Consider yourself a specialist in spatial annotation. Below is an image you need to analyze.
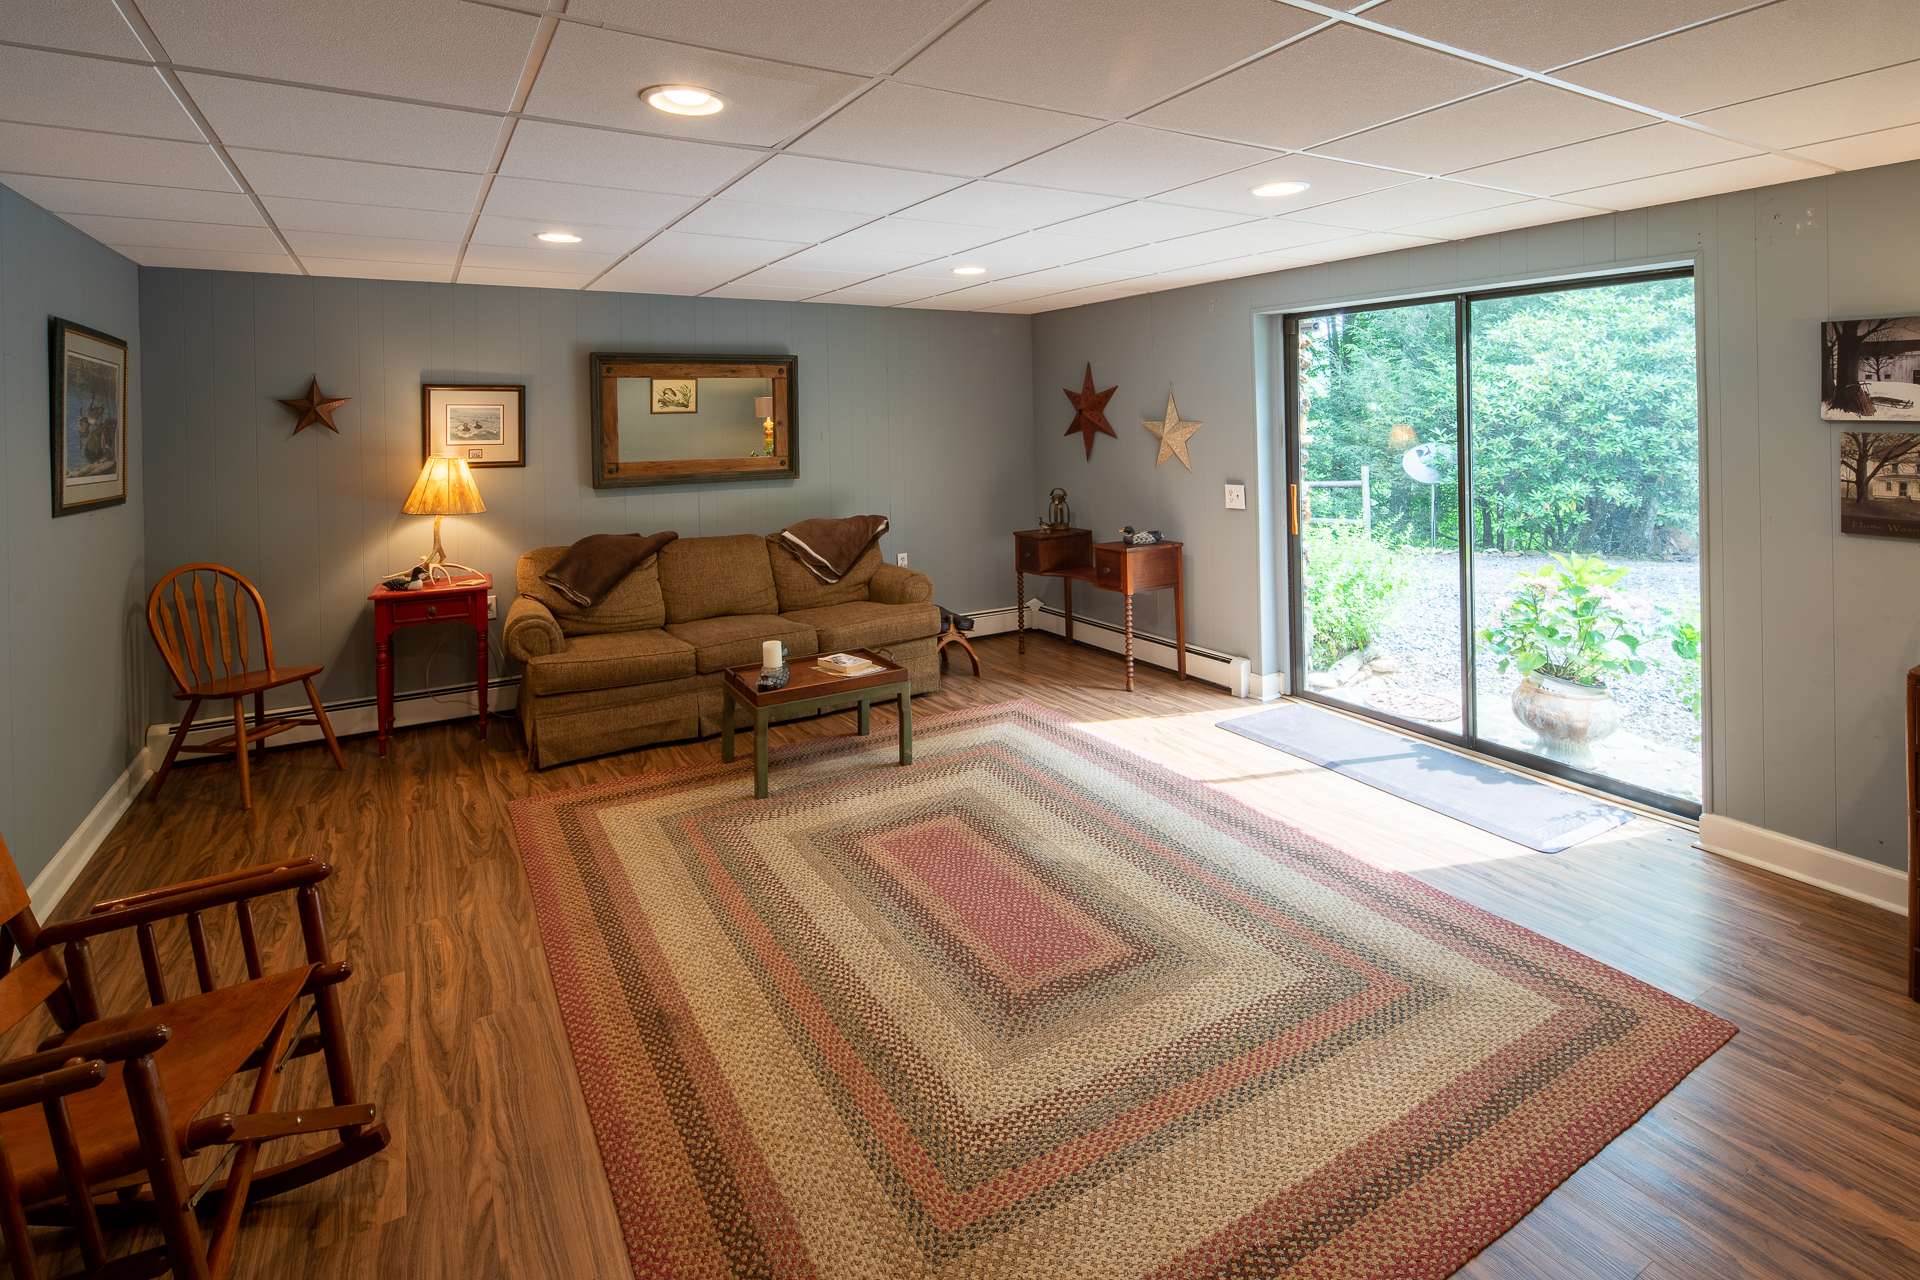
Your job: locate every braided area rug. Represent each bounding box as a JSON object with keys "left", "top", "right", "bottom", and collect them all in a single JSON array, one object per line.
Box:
[{"left": 509, "top": 699, "right": 1732, "bottom": 1279}]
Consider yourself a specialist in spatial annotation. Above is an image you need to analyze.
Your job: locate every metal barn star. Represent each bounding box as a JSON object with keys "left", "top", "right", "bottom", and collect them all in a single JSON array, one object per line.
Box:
[
  {"left": 1062, "top": 363, "right": 1117, "bottom": 460},
  {"left": 279, "top": 377, "right": 350, "bottom": 435},
  {"left": 1143, "top": 390, "right": 1202, "bottom": 470}
]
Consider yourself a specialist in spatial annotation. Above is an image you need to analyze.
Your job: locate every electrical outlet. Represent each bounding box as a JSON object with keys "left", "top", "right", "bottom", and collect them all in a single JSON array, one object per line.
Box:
[
  {"left": 487, "top": 594, "right": 497, "bottom": 619},
  {"left": 896, "top": 552, "right": 910, "bottom": 568},
  {"left": 1224, "top": 483, "right": 1247, "bottom": 510}
]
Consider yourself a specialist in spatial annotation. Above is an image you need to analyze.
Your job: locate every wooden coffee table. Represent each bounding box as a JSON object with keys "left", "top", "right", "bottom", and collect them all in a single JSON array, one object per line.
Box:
[{"left": 721, "top": 648, "right": 912, "bottom": 798}]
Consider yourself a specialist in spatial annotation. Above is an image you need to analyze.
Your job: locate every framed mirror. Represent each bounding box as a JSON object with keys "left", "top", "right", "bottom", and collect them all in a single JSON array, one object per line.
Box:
[{"left": 589, "top": 353, "right": 795, "bottom": 487}]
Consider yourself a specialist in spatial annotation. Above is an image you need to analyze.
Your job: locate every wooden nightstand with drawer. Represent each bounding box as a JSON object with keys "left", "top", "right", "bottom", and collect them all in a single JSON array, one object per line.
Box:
[{"left": 1013, "top": 530, "right": 1184, "bottom": 691}]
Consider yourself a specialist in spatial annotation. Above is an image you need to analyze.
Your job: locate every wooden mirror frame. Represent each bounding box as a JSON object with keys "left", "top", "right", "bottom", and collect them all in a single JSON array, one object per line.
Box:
[{"left": 589, "top": 353, "right": 796, "bottom": 487}]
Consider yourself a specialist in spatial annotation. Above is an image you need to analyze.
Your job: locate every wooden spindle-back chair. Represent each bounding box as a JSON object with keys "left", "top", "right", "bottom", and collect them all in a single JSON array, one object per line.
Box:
[
  {"left": 147, "top": 563, "right": 345, "bottom": 811},
  {"left": 0, "top": 831, "right": 388, "bottom": 1279}
]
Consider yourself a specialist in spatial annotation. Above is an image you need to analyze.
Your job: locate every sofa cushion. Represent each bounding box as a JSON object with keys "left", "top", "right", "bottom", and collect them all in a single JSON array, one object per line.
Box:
[
  {"left": 516, "top": 545, "right": 667, "bottom": 636},
  {"left": 523, "top": 628, "right": 695, "bottom": 695},
  {"left": 768, "top": 540, "right": 882, "bottom": 611},
  {"left": 781, "top": 601, "right": 940, "bottom": 653},
  {"left": 657, "top": 534, "right": 779, "bottom": 623},
  {"left": 665, "top": 614, "right": 818, "bottom": 674}
]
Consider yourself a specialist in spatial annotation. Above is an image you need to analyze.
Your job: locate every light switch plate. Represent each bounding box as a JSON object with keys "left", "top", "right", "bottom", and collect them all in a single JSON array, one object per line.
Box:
[
  {"left": 1224, "top": 483, "right": 1247, "bottom": 510},
  {"left": 896, "top": 552, "right": 910, "bottom": 567},
  {"left": 487, "top": 594, "right": 497, "bottom": 619}
]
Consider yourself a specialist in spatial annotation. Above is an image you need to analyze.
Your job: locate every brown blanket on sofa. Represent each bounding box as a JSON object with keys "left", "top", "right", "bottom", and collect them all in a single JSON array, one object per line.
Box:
[
  {"left": 778, "top": 515, "right": 889, "bottom": 584},
  {"left": 540, "top": 531, "right": 678, "bottom": 607}
]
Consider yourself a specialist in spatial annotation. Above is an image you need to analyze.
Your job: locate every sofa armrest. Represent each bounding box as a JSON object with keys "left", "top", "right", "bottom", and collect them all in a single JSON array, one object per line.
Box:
[
  {"left": 504, "top": 595, "right": 566, "bottom": 660},
  {"left": 869, "top": 564, "right": 932, "bottom": 605}
]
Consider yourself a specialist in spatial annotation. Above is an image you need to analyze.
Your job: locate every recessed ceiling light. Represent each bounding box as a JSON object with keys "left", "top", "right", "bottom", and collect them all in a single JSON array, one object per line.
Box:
[
  {"left": 1250, "top": 180, "right": 1311, "bottom": 199},
  {"left": 536, "top": 231, "right": 583, "bottom": 244},
  {"left": 644, "top": 84, "right": 724, "bottom": 116},
  {"left": 952, "top": 265, "right": 987, "bottom": 276}
]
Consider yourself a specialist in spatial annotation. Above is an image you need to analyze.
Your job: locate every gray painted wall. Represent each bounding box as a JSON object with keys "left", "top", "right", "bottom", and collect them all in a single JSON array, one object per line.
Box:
[
  {"left": 1032, "top": 158, "right": 1920, "bottom": 871},
  {"left": 137, "top": 270, "right": 1034, "bottom": 723},
  {"left": 0, "top": 185, "right": 145, "bottom": 887}
]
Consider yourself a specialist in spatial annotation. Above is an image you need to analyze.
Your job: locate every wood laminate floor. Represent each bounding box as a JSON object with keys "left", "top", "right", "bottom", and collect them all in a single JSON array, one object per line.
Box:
[{"left": 12, "top": 634, "right": 1920, "bottom": 1278}]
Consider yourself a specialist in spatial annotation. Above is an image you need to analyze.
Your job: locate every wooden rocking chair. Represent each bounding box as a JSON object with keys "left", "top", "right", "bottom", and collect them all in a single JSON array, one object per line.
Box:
[
  {"left": 146, "top": 564, "right": 346, "bottom": 811},
  {"left": 0, "top": 832, "right": 389, "bottom": 1279}
]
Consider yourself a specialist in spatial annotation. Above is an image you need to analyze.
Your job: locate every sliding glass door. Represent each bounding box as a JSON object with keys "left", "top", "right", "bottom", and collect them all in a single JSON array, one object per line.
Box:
[{"left": 1285, "top": 271, "right": 1702, "bottom": 814}]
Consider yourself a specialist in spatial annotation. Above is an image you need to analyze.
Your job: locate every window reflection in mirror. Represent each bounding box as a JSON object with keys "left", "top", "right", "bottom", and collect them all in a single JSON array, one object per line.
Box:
[{"left": 614, "top": 377, "right": 774, "bottom": 462}]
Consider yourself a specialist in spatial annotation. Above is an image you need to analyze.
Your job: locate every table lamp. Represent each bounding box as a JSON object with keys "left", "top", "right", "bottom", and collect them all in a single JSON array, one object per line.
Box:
[
  {"left": 753, "top": 395, "right": 775, "bottom": 456},
  {"left": 402, "top": 453, "right": 486, "bottom": 583}
]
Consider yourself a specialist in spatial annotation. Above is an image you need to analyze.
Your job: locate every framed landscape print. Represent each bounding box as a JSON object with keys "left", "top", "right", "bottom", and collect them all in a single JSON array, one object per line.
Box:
[
  {"left": 421, "top": 383, "right": 525, "bottom": 467},
  {"left": 1822, "top": 316, "right": 1920, "bottom": 421},
  {"left": 1839, "top": 430, "right": 1920, "bottom": 539},
  {"left": 650, "top": 378, "right": 697, "bottom": 413},
  {"left": 49, "top": 317, "right": 128, "bottom": 517}
]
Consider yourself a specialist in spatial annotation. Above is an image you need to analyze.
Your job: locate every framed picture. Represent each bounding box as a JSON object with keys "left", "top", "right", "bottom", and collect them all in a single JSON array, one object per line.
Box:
[
  {"left": 650, "top": 378, "right": 697, "bottom": 414},
  {"left": 421, "top": 383, "right": 525, "bottom": 467},
  {"left": 1840, "top": 430, "right": 1920, "bottom": 538},
  {"left": 49, "top": 317, "right": 128, "bottom": 517},
  {"left": 1822, "top": 317, "right": 1920, "bottom": 421}
]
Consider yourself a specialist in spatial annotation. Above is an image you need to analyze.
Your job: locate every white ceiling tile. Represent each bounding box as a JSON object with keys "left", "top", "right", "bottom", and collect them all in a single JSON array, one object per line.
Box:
[
  {"left": 898, "top": 0, "right": 1319, "bottom": 117},
  {"left": 1793, "top": 122, "right": 1920, "bottom": 171},
  {"left": 262, "top": 196, "right": 470, "bottom": 240},
  {"left": 810, "top": 278, "right": 948, "bottom": 305},
  {"left": 1454, "top": 123, "right": 1759, "bottom": 197},
  {"left": 302, "top": 257, "right": 454, "bottom": 281},
  {"left": 995, "top": 261, "right": 1141, "bottom": 291},
  {"left": 1362, "top": 0, "right": 1750, "bottom": 71},
  {"left": 229, "top": 150, "right": 483, "bottom": 211},
  {"left": 283, "top": 231, "right": 459, "bottom": 264},
  {"left": 0, "top": 174, "right": 259, "bottom": 224},
  {"left": 1559, "top": 153, "right": 1831, "bottom": 211},
  {"left": 1560, "top": 0, "right": 1920, "bottom": 115},
  {"left": 118, "top": 246, "right": 303, "bottom": 273},
  {"left": 900, "top": 181, "right": 1125, "bottom": 229},
  {"left": 0, "top": 46, "right": 201, "bottom": 141},
  {"left": 793, "top": 82, "right": 1098, "bottom": 176},
  {"left": 461, "top": 241, "right": 620, "bottom": 272},
  {"left": 702, "top": 280, "right": 829, "bottom": 300},
  {"left": 62, "top": 214, "right": 282, "bottom": 253},
  {"left": 1284, "top": 178, "right": 1525, "bottom": 231},
  {"left": 1296, "top": 231, "right": 1445, "bottom": 263},
  {"left": 1014, "top": 280, "right": 1143, "bottom": 311},
  {"left": 776, "top": 239, "right": 938, "bottom": 275},
  {"left": 728, "top": 264, "right": 872, "bottom": 292},
  {"left": 525, "top": 23, "right": 862, "bottom": 146},
  {"left": 674, "top": 199, "right": 871, "bottom": 241},
  {"left": 1040, "top": 202, "right": 1253, "bottom": 254},
  {"left": 1690, "top": 62, "right": 1920, "bottom": 150},
  {"left": 1084, "top": 217, "right": 1347, "bottom": 272},
  {"left": 994, "top": 124, "right": 1273, "bottom": 199},
  {"left": 564, "top": 0, "right": 958, "bottom": 74},
  {"left": 0, "top": 0, "right": 146, "bottom": 57},
  {"left": 819, "top": 216, "right": 1003, "bottom": 256},
  {"left": 498, "top": 121, "right": 760, "bottom": 196},
  {"left": 892, "top": 230, "right": 1110, "bottom": 277},
  {"left": 181, "top": 75, "right": 504, "bottom": 169},
  {"left": 481, "top": 176, "right": 697, "bottom": 230},
  {"left": 908, "top": 277, "right": 1074, "bottom": 306},
  {"left": 715, "top": 154, "right": 963, "bottom": 214},
  {"left": 1138, "top": 25, "right": 1512, "bottom": 150},
  {"left": 457, "top": 264, "right": 597, "bottom": 289},
  {"left": 1149, "top": 251, "right": 1308, "bottom": 285},
  {"left": 1394, "top": 198, "right": 1600, "bottom": 240},
  {"left": 591, "top": 230, "right": 808, "bottom": 293},
  {"left": 1157, "top": 152, "right": 1416, "bottom": 216},
  {"left": 469, "top": 213, "right": 643, "bottom": 255},
  {"left": 0, "top": 122, "right": 236, "bottom": 190},
  {"left": 140, "top": 0, "right": 539, "bottom": 111},
  {"left": 1314, "top": 82, "right": 1653, "bottom": 174}
]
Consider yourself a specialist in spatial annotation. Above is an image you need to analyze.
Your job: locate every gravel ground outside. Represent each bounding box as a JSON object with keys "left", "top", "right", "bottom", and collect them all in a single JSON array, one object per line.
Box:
[{"left": 1355, "top": 549, "right": 1703, "bottom": 750}]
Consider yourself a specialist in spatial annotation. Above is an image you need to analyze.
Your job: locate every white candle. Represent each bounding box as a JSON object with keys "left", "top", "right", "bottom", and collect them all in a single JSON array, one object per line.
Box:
[{"left": 761, "top": 640, "right": 783, "bottom": 669}]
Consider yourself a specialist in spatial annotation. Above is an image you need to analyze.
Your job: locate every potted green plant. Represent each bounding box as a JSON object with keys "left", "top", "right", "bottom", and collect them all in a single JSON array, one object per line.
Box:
[{"left": 1479, "top": 554, "right": 1647, "bottom": 760}]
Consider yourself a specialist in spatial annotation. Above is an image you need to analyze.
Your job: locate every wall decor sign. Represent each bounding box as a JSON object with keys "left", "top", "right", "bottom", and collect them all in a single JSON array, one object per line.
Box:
[
  {"left": 1839, "top": 430, "right": 1920, "bottom": 539},
  {"left": 1142, "top": 389, "right": 1202, "bottom": 469},
  {"left": 49, "top": 316, "right": 129, "bottom": 517},
  {"left": 279, "top": 376, "right": 350, "bottom": 435},
  {"left": 1062, "top": 362, "right": 1117, "bottom": 460},
  {"left": 422, "top": 382, "right": 526, "bottom": 467},
  {"left": 650, "top": 378, "right": 698, "bottom": 414},
  {"left": 1822, "top": 316, "right": 1920, "bottom": 421}
]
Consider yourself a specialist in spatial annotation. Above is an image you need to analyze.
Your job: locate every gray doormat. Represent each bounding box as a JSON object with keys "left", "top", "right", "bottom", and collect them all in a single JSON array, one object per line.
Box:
[{"left": 1219, "top": 701, "right": 1634, "bottom": 853}]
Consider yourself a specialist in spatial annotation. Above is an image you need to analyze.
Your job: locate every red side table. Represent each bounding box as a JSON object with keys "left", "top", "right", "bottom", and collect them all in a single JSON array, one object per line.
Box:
[{"left": 367, "top": 574, "right": 491, "bottom": 756}]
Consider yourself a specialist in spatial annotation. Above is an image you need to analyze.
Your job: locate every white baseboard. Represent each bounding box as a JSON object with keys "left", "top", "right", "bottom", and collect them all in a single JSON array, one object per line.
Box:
[
  {"left": 997, "top": 599, "right": 1250, "bottom": 696},
  {"left": 1697, "top": 814, "right": 1907, "bottom": 915},
  {"left": 29, "top": 743, "right": 156, "bottom": 914},
  {"left": 1250, "top": 670, "right": 1287, "bottom": 702},
  {"left": 146, "top": 677, "right": 521, "bottom": 762}
]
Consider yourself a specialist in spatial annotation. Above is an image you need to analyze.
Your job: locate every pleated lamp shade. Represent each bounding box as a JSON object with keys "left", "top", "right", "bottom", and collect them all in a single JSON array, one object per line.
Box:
[{"left": 401, "top": 454, "right": 486, "bottom": 516}]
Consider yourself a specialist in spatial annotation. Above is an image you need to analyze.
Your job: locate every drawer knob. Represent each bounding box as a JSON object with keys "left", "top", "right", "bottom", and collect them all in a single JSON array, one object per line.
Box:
[{"left": 427, "top": 605, "right": 437, "bottom": 617}]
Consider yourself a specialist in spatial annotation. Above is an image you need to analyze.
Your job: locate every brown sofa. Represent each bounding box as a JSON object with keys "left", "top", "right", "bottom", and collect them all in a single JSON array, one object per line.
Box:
[{"left": 501, "top": 532, "right": 940, "bottom": 767}]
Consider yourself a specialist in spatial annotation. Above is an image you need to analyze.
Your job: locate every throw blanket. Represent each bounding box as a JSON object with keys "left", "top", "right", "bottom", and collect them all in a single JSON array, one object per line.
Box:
[
  {"left": 541, "top": 531, "right": 678, "bottom": 607},
  {"left": 778, "top": 515, "right": 889, "bottom": 584}
]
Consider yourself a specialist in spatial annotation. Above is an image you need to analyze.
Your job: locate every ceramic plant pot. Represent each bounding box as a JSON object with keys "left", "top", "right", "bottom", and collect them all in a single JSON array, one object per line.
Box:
[{"left": 1511, "top": 673, "right": 1619, "bottom": 761}]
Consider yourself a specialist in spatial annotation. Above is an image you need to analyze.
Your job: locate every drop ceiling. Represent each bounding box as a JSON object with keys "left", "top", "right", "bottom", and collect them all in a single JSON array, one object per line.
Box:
[{"left": 0, "top": 0, "right": 1910, "bottom": 314}]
